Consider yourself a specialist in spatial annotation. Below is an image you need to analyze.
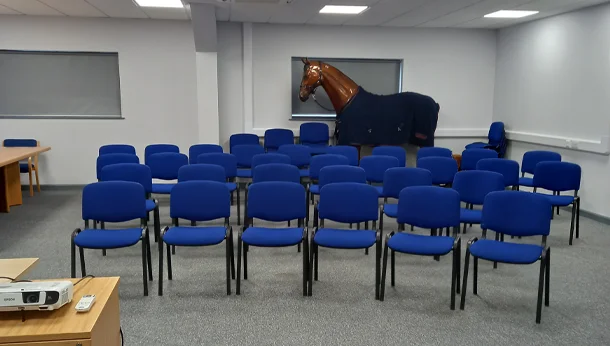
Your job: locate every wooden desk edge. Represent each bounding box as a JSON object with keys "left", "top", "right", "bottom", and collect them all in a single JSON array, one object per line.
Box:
[{"left": 0, "top": 258, "right": 39, "bottom": 283}]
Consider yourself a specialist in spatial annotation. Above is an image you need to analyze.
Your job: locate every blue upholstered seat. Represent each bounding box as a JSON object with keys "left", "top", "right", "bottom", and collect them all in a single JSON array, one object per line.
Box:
[
  {"left": 163, "top": 226, "right": 226, "bottom": 246},
  {"left": 74, "top": 228, "right": 142, "bottom": 249},
  {"left": 539, "top": 193, "right": 574, "bottom": 206},
  {"left": 299, "top": 169, "right": 310, "bottom": 177},
  {"left": 314, "top": 228, "right": 376, "bottom": 249},
  {"left": 145, "top": 199, "right": 156, "bottom": 211},
  {"left": 383, "top": 204, "right": 398, "bottom": 218},
  {"left": 226, "top": 182, "right": 237, "bottom": 191},
  {"left": 19, "top": 163, "right": 32, "bottom": 173},
  {"left": 152, "top": 184, "right": 174, "bottom": 194},
  {"left": 460, "top": 208, "right": 481, "bottom": 224},
  {"left": 469, "top": 239, "right": 544, "bottom": 264},
  {"left": 309, "top": 184, "right": 320, "bottom": 194},
  {"left": 242, "top": 227, "right": 304, "bottom": 247},
  {"left": 519, "top": 176, "right": 534, "bottom": 187},
  {"left": 388, "top": 232, "right": 455, "bottom": 256},
  {"left": 237, "top": 169, "right": 252, "bottom": 178},
  {"left": 374, "top": 185, "right": 384, "bottom": 196}
]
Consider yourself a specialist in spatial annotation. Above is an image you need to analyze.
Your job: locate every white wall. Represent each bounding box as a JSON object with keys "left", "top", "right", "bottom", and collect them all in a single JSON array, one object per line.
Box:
[
  {"left": 0, "top": 16, "right": 198, "bottom": 185},
  {"left": 495, "top": 3, "right": 610, "bottom": 217},
  {"left": 218, "top": 23, "right": 496, "bottom": 152}
]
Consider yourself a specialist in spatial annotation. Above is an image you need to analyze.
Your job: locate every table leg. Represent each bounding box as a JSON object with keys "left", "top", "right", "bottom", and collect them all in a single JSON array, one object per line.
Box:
[{"left": 0, "top": 162, "right": 23, "bottom": 213}]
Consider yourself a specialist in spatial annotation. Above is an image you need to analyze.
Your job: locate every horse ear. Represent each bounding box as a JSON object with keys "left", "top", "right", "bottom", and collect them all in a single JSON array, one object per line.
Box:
[{"left": 302, "top": 57, "right": 309, "bottom": 65}]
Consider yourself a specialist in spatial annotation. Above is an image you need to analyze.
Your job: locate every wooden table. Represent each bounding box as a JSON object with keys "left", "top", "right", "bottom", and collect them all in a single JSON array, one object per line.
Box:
[
  {"left": 0, "top": 277, "right": 121, "bottom": 346},
  {"left": 0, "top": 146, "right": 51, "bottom": 212},
  {"left": 0, "top": 258, "right": 39, "bottom": 283}
]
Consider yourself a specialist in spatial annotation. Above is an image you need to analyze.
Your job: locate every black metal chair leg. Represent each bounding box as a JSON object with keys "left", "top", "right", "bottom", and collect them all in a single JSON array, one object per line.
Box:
[
  {"left": 380, "top": 241, "right": 389, "bottom": 301},
  {"left": 298, "top": 242, "right": 301, "bottom": 253},
  {"left": 473, "top": 257, "right": 478, "bottom": 295},
  {"left": 450, "top": 248, "right": 457, "bottom": 310},
  {"left": 462, "top": 223, "right": 467, "bottom": 234},
  {"left": 237, "top": 188, "right": 241, "bottom": 226},
  {"left": 536, "top": 256, "right": 545, "bottom": 324},
  {"left": 154, "top": 207, "right": 160, "bottom": 243},
  {"left": 314, "top": 243, "right": 318, "bottom": 281},
  {"left": 460, "top": 248, "right": 471, "bottom": 310},
  {"left": 230, "top": 232, "right": 236, "bottom": 280},
  {"left": 456, "top": 239, "right": 461, "bottom": 294},
  {"left": 243, "top": 242, "right": 248, "bottom": 280},
  {"left": 375, "top": 237, "right": 381, "bottom": 300},
  {"left": 545, "top": 248, "right": 550, "bottom": 307},
  {"left": 141, "top": 238, "right": 148, "bottom": 296},
  {"left": 146, "top": 232, "right": 153, "bottom": 281},
  {"left": 576, "top": 199, "right": 580, "bottom": 239},
  {"left": 569, "top": 201, "right": 576, "bottom": 245},
  {"left": 236, "top": 235, "right": 242, "bottom": 295},
  {"left": 226, "top": 237, "right": 231, "bottom": 296},
  {"left": 172, "top": 245, "right": 176, "bottom": 255},
  {"left": 308, "top": 240, "right": 314, "bottom": 296},
  {"left": 158, "top": 237, "right": 163, "bottom": 296},
  {"left": 167, "top": 244, "right": 173, "bottom": 280},
  {"left": 302, "top": 239, "right": 308, "bottom": 296},
  {"left": 391, "top": 249, "right": 395, "bottom": 287},
  {"left": 494, "top": 233, "right": 499, "bottom": 269},
  {"left": 79, "top": 247, "right": 86, "bottom": 277}
]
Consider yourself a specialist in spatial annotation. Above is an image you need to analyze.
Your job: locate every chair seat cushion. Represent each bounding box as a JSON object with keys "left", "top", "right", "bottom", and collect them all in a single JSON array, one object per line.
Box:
[
  {"left": 538, "top": 193, "right": 574, "bottom": 206},
  {"left": 460, "top": 208, "right": 482, "bottom": 224},
  {"left": 470, "top": 239, "right": 544, "bottom": 264},
  {"left": 19, "top": 163, "right": 33, "bottom": 173},
  {"left": 226, "top": 182, "right": 237, "bottom": 192},
  {"left": 74, "top": 228, "right": 142, "bottom": 249},
  {"left": 465, "top": 142, "right": 487, "bottom": 149},
  {"left": 242, "top": 227, "right": 304, "bottom": 247},
  {"left": 152, "top": 183, "right": 174, "bottom": 194},
  {"left": 308, "top": 146, "right": 328, "bottom": 155},
  {"left": 163, "top": 226, "right": 226, "bottom": 246},
  {"left": 310, "top": 184, "right": 320, "bottom": 195},
  {"left": 314, "top": 228, "right": 376, "bottom": 249},
  {"left": 374, "top": 185, "right": 385, "bottom": 197},
  {"left": 383, "top": 204, "right": 398, "bottom": 218},
  {"left": 237, "top": 169, "right": 252, "bottom": 178},
  {"left": 299, "top": 169, "right": 310, "bottom": 178},
  {"left": 388, "top": 232, "right": 454, "bottom": 256},
  {"left": 145, "top": 199, "right": 156, "bottom": 212},
  {"left": 519, "top": 177, "right": 534, "bottom": 187}
]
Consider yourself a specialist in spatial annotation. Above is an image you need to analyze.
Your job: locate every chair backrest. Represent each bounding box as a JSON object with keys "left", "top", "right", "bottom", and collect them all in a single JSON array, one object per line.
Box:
[
  {"left": 397, "top": 186, "right": 460, "bottom": 229},
  {"left": 99, "top": 144, "right": 136, "bottom": 156},
  {"left": 533, "top": 161, "right": 581, "bottom": 192},
  {"left": 309, "top": 154, "right": 349, "bottom": 180},
  {"left": 247, "top": 182, "right": 306, "bottom": 222},
  {"left": 251, "top": 153, "right": 291, "bottom": 169},
  {"left": 197, "top": 153, "right": 237, "bottom": 179},
  {"left": 482, "top": 191, "right": 552, "bottom": 237},
  {"left": 96, "top": 153, "right": 140, "bottom": 180},
  {"left": 264, "top": 128, "right": 294, "bottom": 152},
  {"left": 452, "top": 170, "right": 505, "bottom": 205},
  {"left": 170, "top": 181, "right": 230, "bottom": 221},
  {"left": 325, "top": 145, "right": 359, "bottom": 166},
  {"left": 372, "top": 146, "right": 406, "bottom": 167},
  {"left": 82, "top": 181, "right": 147, "bottom": 222},
  {"left": 461, "top": 149, "right": 498, "bottom": 170},
  {"left": 476, "top": 158, "right": 519, "bottom": 187},
  {"left": 416, "top": 157, "right": 458, "bottom": 185},
  {"left": 383, "top": 167, "right": 432, "bottom": 199},
  {"left": 232, "top": 144, "right": 265, "bottom": 168},
  {"left": 3, "top": 139, "right": 37, "bottom": 147},
  {"left": 144, "top": 144, "right": 179, "bottom": 165},
  {"left": 100, "top": 163, "right": 152, "bottom": 194},
  {"left": 188, "top": 144, "right": 223, "bottom": 164},
  {"left": 147, "top": 152, "right": 188, "bottom": 180},
  {"left": 300, "top": 122, "right": 329, "bottom": 146},
  {"left": 359, "top": 155, "right": 399, "bottom": 183},
  {"left": 278, "top": 144, "right": 311, "bottom": 168},
  {"left": 416, "top": 147, "right": 452, "bottom": 160},
  {"left": 230, "top": 133, "right": 260, "bottom": 153},
  {"left": 319, "top": 166, "right": 366, "bottom": 188},
  {"left": 521, "top": 150, "right": 562, "bottom": 175},
  {"left": 178, "top": 164, "right": 225, "bottom": 183},
  {"left": 487, "top": 122, "right": 505, "bottom": 146},
  {"left": 253, "top": 163, "right": 300, "bottom": 183},
  {"left": 318, "top": 183, "right": 378, "bottom": 224}
]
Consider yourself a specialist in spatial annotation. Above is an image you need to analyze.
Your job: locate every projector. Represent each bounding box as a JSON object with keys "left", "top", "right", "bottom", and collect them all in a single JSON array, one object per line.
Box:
[{"left": 0, "top": 281, "right": 73, "bottom": 311}]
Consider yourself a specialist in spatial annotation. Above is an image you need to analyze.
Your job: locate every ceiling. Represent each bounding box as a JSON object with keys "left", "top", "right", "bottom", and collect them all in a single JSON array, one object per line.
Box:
[{"left": 0, "top": 0, "right": 607, "bottom": 28}]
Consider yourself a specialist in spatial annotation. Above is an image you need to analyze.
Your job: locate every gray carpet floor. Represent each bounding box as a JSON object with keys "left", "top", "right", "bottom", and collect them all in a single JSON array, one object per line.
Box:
[{"left": 1, "top": 189, "right": 610, "bottom": 346}]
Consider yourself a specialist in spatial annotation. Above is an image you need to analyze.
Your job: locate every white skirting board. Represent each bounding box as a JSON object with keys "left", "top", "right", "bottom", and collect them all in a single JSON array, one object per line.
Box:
[
  {"left": 506, "top": 131, "right": 610, "bottom": 156},
  {"left": 250, "top": 127, "right": 488, "bottom": 138}
]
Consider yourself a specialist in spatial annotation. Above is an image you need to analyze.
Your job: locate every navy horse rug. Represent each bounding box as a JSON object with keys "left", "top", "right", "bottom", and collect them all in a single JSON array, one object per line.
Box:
[{"left": 335, "top": 87, "right": 440, "bottom": 147}]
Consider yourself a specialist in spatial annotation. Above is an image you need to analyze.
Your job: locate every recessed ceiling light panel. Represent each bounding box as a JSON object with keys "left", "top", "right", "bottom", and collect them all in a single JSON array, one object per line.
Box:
[
  {"left": 484, "top": 10, "right": 539, "bottom": 18},
  {"left": 319, "top": 5, "right": 368, "bottom": 14},
  {"left": 135, "top": 0, "right": 184, "bottom": 8}
]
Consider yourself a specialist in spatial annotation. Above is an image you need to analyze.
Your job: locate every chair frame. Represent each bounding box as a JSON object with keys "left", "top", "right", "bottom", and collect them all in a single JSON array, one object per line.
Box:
[
  {"left": 460, "top": 230, "right": 550, "bottom": 324},
  {"left": 534, "top": 187, "right": 580, "bottom": 245}
]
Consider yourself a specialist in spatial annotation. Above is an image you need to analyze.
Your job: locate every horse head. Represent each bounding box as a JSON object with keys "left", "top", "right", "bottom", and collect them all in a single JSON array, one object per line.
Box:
[{"left": 299, "top": 58, "right": 322, "bottom": 102}]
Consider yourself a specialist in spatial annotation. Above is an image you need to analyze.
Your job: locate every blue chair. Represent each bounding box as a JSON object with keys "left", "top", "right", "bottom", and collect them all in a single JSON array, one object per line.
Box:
[
  {"left": 278, "top": 144, "right": 312, "bottom": 178},
  {"left": 237, "top": 182, "right": 308, "bottom": 296},
  {"left": 380, "top": 168, "right": 432, "bottom": 230},
  {"left": 178, "top": 164, "right": 226, "bottom": 182},
  {"left": 417, "top": 157, "right": 458, "bottom": 186},
  {"left": 4, "top": 139, "right": 40, "bottom": 196},
  {"left": 159, "top": 181, "right": 235, "bottom": 296},
  {"left": 460, "top": 149, "right": 497, "bottom": 171},
  {"left": 144, "top": 144, "right": 179, "bottom": 165},
  {"left": 460, "top": 191, "right": 552, "bottom": 324},
  {"left": 251, "top": 153, "right": 291, "bottom": 168},
  {"left": 465, "top": 122, "right": 507, "bottom": 158},
  {"left": 453, "top": 171, "right": 505, "bottom": 234},
  {"left": 148, "top": 152, "right": 188, "bottom": 194},
  {"left": 417, "top": 147, "right": 453, "bottom": 160},
  {"left": 359, "top": 155, "right": 400, "bottom": 196},
  {"left": 99, "top": 144, "right": 136, "bottom": 156},
  {"left": 309, "top": 158, "right": 359, "bottom": 204},
  {"left": 188, "top": 144, "right": 223, "bottom": 164},
  {"left": 326, "top": 145, "right": 359, "bottom": 166},
  {"left": 252, "top": 163, "right": 300, "bottom": 184},
  {"left": 372, "top": 146, "right": 406, "bottom": 167},
  {"left": 477, "top": 158, "right": 519, "bottom": 189},
  {"left": 230, "top": 133, "right": 260, "bottom": 153},
  {"left": 300, "top": 122, "right": 330, "bottom": 155},
  {"left": 533, "top": 162, "right": 581, "bottom": 245},
  {"left": 71, "top": 181, "right": 152, "bottom": 295},
  {"left": 100, "top": 163, "right": 161, "bottom": 244},
  {"left": 198, "top": 153, "right": 241, "bottom": 225},
  {"left": 264, "top": 128, "right": 294, "bottom": 152},
  {"left": 380, "top": 186, "right": 462, "bottom": 309},
  {"left": 232, "top": 144, "right": 265, "bottom": 179},
  {"left": 519, "top": 151, "right": 561, "bottom": 187},
  {"left": 96, "top": 153, "right": 139, "bottom": 181},
  {"left": 310, "top": 183, "right": 381, "bottom": 298}
]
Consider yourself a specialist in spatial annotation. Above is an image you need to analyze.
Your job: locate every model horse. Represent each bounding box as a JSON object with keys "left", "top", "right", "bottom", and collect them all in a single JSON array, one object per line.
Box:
[{"left": 299, "top": 58, "right": 440, "bottom": 147}]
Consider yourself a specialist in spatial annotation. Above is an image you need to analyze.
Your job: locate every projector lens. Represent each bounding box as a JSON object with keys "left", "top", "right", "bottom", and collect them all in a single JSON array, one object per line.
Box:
[{"left": 22, "top": 293, "right": 39, "bottom": 304}]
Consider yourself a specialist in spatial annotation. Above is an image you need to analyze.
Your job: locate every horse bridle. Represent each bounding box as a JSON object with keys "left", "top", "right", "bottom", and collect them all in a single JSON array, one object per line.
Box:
[{"left": 301, "top": 62, "right": 335, "bottom": 112}]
